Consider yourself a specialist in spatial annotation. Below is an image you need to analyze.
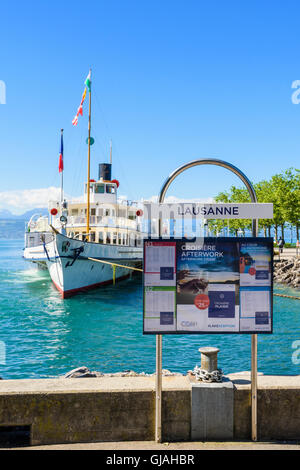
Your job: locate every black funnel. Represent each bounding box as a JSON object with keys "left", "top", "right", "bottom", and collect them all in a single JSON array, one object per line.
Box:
[{"left": 99, "top": 163, "right": 112, "bottom": 181}]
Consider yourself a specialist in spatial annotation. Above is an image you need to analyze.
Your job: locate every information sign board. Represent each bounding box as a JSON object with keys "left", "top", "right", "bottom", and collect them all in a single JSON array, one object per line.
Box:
[{"left": 143, "top": 237, "right": 273, "bottom": 334}]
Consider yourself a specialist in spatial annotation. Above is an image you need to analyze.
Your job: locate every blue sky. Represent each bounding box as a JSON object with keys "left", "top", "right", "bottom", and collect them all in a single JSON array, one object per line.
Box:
[{"left": 0, "top": 0, "right": 300, "bottom": 213}]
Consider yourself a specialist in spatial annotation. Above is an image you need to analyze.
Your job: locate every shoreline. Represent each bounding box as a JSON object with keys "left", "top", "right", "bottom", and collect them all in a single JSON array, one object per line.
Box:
[{"left": 273, "top": 257, "right": 300, "bottom": 289}]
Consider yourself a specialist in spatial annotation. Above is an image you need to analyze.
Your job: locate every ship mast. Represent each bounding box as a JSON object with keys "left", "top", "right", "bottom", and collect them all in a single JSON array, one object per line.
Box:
[
  {"left": 60, "top": 128, "right": 64, "bottom": 203},
  {"left": 86, "top": 70, "right": 92, "bottom": 237}
]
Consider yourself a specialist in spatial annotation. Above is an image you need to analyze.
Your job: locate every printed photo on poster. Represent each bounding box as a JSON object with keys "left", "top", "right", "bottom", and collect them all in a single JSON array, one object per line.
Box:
[
  {"left": 176, "top": 239, "right": 240, "bottom": 332},
  {"left": 239, "top": 242, "right": 271, "bottom": 287}
]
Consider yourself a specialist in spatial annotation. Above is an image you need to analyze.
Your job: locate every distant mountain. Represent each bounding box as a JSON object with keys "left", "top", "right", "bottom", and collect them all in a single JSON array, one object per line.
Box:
[
  {"left": 0, "top": 208, "right": 48, "bottom": 220},
  {"left": 0, "top": 209, "right": 18, "bottom": 219},
  {"left": 0, "top": 219, "right": 27, "bottom": 239},
  {"left": 0, "top": 208, "right": 48, "bottom": 239}
]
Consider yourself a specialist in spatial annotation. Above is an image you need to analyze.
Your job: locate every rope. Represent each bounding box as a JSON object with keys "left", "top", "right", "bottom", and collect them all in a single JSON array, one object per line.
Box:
[
  {"left": 87, "top": 257, "right": 143, "bottom": 272},
  {"left": 112, "top": 264, "right": 116, "bottom": 285},
  {"left": 274, "top": 293, "right": 300, "bottom": 300}
]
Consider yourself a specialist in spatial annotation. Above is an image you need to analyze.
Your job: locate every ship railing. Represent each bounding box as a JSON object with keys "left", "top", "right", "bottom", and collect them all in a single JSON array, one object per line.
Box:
[
  {"left": 25, "top": 231, "right": 54, "bottom": 248},
  {"left": 27, "top": 214, "right": 49, "bottom": 233},
  {"left": 68, "top": 216, "right": 137, "bottom": 230}
]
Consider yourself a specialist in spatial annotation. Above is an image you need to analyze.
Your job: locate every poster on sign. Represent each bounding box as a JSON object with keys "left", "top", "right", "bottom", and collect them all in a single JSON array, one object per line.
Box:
[{"left": 143, "top": 237, "right": 273, "bottom": 334}]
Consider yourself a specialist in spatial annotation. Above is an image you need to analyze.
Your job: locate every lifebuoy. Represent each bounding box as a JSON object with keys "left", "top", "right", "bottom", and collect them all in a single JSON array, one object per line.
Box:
[{"left": 111, "top": 179, "right": 120, "bottom": 188}]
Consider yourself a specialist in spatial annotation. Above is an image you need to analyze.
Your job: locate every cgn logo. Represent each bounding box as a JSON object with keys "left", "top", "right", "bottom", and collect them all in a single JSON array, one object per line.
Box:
[{"left": 181, "top": 321, "right": 197, "bottom": 328}]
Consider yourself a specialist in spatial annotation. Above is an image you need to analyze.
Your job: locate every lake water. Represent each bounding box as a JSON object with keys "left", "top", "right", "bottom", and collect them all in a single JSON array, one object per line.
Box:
[{"left": 0, "top": 239, "right": 299, "bottom": 379}]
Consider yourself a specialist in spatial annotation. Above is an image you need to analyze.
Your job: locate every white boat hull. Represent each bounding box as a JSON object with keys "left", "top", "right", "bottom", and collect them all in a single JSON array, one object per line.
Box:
[{"left": 24, "top": 232, "right": 142, "bottom": 297}]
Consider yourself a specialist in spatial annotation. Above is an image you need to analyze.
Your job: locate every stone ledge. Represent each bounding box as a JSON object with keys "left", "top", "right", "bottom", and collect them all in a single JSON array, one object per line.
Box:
[
  {"left": 0, "top": 376, "right": 191, "bottom": 394},
  {"left": 1, "top": 374, "right": 300, "bottom": 394},
  {"left": 0, "top": 375, "right": 300, "bottom": 444},
  {"left": 228, "top": 373, "right": 300, "bottom": 389}
]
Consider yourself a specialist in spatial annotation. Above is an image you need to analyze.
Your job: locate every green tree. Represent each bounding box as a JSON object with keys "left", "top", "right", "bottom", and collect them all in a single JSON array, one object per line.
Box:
[
  {"left": 254, "top": 180, "right": 274, "bottom": 237},
  {"left": 211, "top": 168, "right": 300, "bottom": 241},
  {"left": 210, "top": 186, "right": 252, "bottom": 236}
]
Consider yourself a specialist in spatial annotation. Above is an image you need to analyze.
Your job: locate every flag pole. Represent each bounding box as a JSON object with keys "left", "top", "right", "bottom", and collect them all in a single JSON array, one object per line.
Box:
[
  {"left": 60, "top": 128, "right": 64, "bottom": 203},
  {"left": 86, "top": 70, "right": 92, "bottom": 237}
]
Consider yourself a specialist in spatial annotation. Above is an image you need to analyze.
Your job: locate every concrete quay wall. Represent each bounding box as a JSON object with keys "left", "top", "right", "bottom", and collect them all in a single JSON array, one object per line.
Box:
[{"left": 0, "top": 374, "right": 299, "bottom": 445}]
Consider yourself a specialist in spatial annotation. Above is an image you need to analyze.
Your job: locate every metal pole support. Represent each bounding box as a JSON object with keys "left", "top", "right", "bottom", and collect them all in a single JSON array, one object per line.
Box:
[
  {"left": 155, "top": 334, "right": 162, "bottom": 443},
  {"left": 155, "top": 218, "right": 163, "bottom": 443}
]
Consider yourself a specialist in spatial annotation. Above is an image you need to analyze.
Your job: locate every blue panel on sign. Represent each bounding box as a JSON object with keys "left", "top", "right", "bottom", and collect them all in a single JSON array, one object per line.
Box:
[
  {"left": 160, "top": 266, "right": 174, "bottom": 280},
  {"left": 160, "top": 312, "right": 174, "bottom": 325},
  {"left": 208, "top": 290, "right": 236, "bottom": 318},
  {"left": 255, "top": 270, "right": 269, "bottom": 280},
  {"left": 255, "top": 312, "right": 269, "bottom": 325}
]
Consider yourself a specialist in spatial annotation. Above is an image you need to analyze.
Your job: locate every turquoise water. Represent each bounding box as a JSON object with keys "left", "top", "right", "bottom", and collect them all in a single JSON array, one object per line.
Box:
[{"left": 0, "top": 239, "right": 300, "bottom": 379}]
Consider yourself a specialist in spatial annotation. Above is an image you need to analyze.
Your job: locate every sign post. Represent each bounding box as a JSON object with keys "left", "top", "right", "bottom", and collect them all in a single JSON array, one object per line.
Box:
[
  {"left": 148, "top": 158, "right": 272, "bottom": 443},
  {"left": 155, "top": 219, "right": 163, "bottom": 444}
]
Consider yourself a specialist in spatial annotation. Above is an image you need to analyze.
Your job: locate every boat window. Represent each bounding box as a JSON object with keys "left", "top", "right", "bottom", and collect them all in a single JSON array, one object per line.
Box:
[
  {"left": 90, "top": 232, "right": 95, "bottom": 242},
  {"left": 91, "top": 208, "right": 96, "bottom": 216},
  {"left": 118, "top": 234, "right": 122, "bottom": 245},
  {"left": 71, "top": 209, "right": 78, "bottom": 216},
  {"left": 95, "top": 184, "right": 105, "bottom": 194},
  {"left": 105, "top": 209, "right": 110, "bottom": 216},
  {"left": 112, "top": 232, "right": 117, "bottom": 244},
  {"left": 98, "top": 232, "right": 104, "bottom": 243},
  {"left": 106, "top": 233, "right": 111, "bottom": 244},
  {"left": 106, "top": 185, "right": 115, "bottom": 194},
  {"left": 84, "top": 184, "right": 93, "bottom": 193}
]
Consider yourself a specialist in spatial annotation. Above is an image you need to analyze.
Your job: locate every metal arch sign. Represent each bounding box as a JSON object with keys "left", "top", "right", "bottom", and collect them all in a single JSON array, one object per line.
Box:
[
  {"left": 151, "top": 158, "right": 272, "bottom": 444},
  {"left": 143, "top": 202, "right": 273, "bottom": 219}
]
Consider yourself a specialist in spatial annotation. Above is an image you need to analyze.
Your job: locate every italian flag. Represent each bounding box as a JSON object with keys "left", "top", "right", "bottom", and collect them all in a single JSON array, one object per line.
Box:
[
  {"left": 72, "top": 79, "right": 89, "bottom": 126},
  {"left": 85, "top": 70, "right": 91, "bottom": 91}
]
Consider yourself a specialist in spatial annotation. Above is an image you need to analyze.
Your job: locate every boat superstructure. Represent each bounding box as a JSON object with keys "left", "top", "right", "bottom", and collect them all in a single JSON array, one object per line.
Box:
[{"left": 24, "top": 162, "right": 145, "bottom": 297}]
